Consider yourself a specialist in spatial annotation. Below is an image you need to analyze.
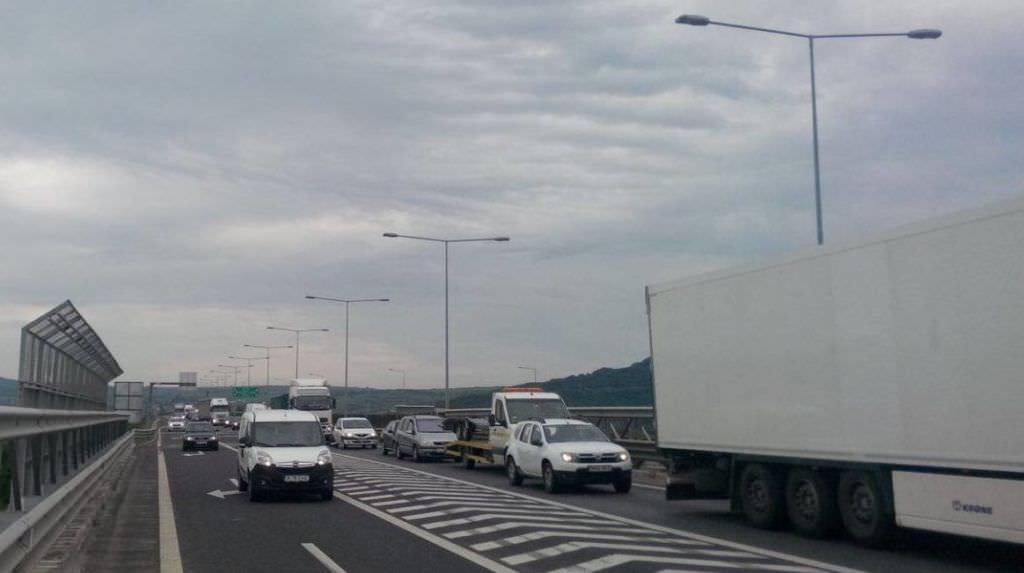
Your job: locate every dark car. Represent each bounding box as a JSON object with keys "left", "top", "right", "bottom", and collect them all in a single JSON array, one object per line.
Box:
[
  {"left": 183, "top": 421, "right": 219, "bottom": 451},
  {"left": 380, "top": 420, "right": 398, "bottom": 455}
]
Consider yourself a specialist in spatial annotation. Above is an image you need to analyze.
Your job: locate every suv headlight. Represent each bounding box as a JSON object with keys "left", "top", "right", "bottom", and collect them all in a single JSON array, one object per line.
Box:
[
  {"left": 209, "top": 436, "right": 217, "bottom": 441},
  {"left": 618, "top": 452, "right": 629, "bottom": 462},
  {"left": 561, "top": 452, "right": 577, "bottom": 463},
  {"left": 185, "top": 436, "right": 194, "bottom": 441},
  {"left": 317, "top": 450, "right": 332, "bottom": 466},
  {"left": 256, "top": 452, "right": 273, "bottom": 467},
  {"left": 343, "top": 432, "right": 355, "bottom": 438}
]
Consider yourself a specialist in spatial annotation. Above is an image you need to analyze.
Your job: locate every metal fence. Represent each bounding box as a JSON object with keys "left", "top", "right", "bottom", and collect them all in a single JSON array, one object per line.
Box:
[
  {"left": 0, "top": 406, "right": 129, "bottom": 511},
  {"left": 0, "top": 407, "right": 130, "bottom": 572},
  {"left": 18, "top": 301, "right": 123, "bottom": 410}
]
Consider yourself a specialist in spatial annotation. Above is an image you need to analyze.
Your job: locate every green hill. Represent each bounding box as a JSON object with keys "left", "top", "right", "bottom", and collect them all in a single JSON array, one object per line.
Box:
[{"left": 149, "top": 358, "right": 653, "bottom": 415}]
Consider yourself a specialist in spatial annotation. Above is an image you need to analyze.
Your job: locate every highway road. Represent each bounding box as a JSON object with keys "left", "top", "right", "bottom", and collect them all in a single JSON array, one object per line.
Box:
[{"left": 159, "top": 428, "right": 1023, "bottom": 573}]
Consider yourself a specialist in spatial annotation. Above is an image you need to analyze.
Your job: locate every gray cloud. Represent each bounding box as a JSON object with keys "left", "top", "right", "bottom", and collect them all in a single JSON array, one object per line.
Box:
[{"left": 1, "top": 0, "right": 1021, "bottom": 389}]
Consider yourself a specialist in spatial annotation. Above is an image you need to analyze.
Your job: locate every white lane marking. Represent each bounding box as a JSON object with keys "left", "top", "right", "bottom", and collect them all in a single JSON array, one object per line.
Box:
[
  {"left": 335, "top": 485, "right": 374, "bottom": 493},
  {"left": 333, "top": 452, "right": 864, "bottom": 573},
  {"left": 406, "top": 506, "right": 588, "bottom": 521},
  {"left": 445, "top": 521, "right": 641, "bottom": 540},
  {"left": 633, "top": 482, "right": 665, "bottom": 491},
  {"left": 471, "top": 531, "right": 701, "bottom": 552},
  {"left": 422, "top": 513, "right": 610, "bottom": 530},
  {"left": 230, "top": 478, "right": 239, "bottom": 488},
  {"left": 547, "top": 554, "right": 824, "bottom": 573},
  {"left": 221, "top": 443, "right": 239, "bottom": 453},
  {"left": 502, "top": 542, "right": 752, "bottom": 566},
  {"left": 373, "top": 499, "right": 412, "bottom": 507},
  {"left": 333, "top": 491, "right": 517, "bottom": 573},
  {"left": 207, "top": 489, "right": 243, "bottom": 499},
  {"left": 301, "top": 542, "right": 348, "bottom": 573},
  {"left": 157, "top": 430, "right": 184, "bottom": 573},
  {"left": 358, "top": 494, "right": 396, "bottom": 501},
  {"left": 388, "top": 500, "right": 548, "bottom": 514},
  {"left": 380, "top": 490, "right": 516, "bottom": 500}
]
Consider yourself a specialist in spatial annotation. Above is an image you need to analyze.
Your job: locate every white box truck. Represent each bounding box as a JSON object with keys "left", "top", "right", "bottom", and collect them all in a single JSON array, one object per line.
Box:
[{"left": 646, "top": 198, "right": 1024, "bottom": 545}]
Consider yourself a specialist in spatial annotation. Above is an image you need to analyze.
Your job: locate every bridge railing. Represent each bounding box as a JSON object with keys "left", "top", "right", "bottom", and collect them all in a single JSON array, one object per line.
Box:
[{"left": 0, "top": 406, "right": 130, "bottom": 572}]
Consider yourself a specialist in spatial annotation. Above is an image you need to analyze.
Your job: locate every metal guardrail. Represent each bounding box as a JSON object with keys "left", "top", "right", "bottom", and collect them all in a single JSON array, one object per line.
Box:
[
  {"left": 0, "top": 431, "right": 133, "bottom": 573},
  {"left": 0, "top": 406, "right": 129, "bottom": 512},
  {"left": 569, "top": 407, "right": 660, "bottom": 464}
]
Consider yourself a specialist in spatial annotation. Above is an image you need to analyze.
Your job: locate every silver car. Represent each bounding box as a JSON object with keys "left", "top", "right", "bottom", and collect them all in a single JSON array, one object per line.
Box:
[{"left": 394, "top": 415, "right": 456, "bottom": 462}]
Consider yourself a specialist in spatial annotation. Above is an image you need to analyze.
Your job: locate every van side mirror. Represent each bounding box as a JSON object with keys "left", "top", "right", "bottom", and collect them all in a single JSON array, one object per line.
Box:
[
  {"left": 488, "top": 414, "right": 495, "bottom": 426},
  {"left": 331, "top": 398, "right": 337, "bottom": 408},
  {"left": 239, "top": 437, "right": 249, "bottom": 447}
]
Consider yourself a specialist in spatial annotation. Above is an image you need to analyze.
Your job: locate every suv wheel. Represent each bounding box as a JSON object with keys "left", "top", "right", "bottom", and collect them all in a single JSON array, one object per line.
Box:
[
  {"left": 542, "top": 462, "right": 560, "bottom": 493},
  {"left": 412, "top": 445, "right": 422, "bottom": 463},
  {"left": 506, "top": 457, "right": 523, "bottom": 486}
]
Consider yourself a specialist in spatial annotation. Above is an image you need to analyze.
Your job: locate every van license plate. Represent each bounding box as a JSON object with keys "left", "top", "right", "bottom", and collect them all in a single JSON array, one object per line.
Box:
[
  {"left": 284, "top": 475, "right": 309, "bottom": 482},
  {"left": 589, "top": 465, "right": 612, "bottom": 472}
]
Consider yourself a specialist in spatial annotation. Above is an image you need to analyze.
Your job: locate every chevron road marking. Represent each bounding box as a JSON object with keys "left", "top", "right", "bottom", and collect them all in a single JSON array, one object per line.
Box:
[{"left": 332, "top": 452, "right": 866, "bottom": 573}]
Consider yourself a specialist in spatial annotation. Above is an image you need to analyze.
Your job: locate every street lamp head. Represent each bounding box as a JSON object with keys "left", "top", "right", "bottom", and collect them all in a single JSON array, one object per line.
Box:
[
  {"left": 379, "top": 298, "right": 391, "bottom": 302},
  {"left": 383, "top": 233, "right": 399, "bottom": 238},
  {"left": 305, "top": 295, "right": 317, "bottom": 300},
  {"left": 494, "top": 237, "right": 510, "bottom": 242},
  {"left": 907, "top": 28, "right": 942, "bottom": 39},
  {"left": 676, "top": 14, "right": 710, "bottom": 26}
]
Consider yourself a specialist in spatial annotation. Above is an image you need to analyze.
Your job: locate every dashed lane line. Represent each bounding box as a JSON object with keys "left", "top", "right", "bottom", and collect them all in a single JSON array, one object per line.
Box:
[{"left": 301, "top": 542, "right": 348, "bottom": 573}]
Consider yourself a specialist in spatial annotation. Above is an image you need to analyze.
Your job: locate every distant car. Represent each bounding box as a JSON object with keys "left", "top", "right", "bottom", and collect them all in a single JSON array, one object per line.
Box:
[
  {"left": 182, "top": 421, "right": 219, "bottom": 451},
  {"left": 333, "top": 417, "right": 378, "bottom": 449},
  {"left": 167, "top": 416, "right": 186, "bottom": 432},
  {"left": 394, "top": 415, "right": 456, "bottom": 462},
  {"left": 504, "top": 419, "right": 632, "bottom": 493},
  {"left": 380, "top": 421, "right": 398, "bottom": 455}
]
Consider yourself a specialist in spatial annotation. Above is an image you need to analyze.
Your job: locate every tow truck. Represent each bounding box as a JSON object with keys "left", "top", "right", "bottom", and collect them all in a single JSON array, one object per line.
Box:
[{"left": 444, "top": 388, "right": 570, "bottom": 469}]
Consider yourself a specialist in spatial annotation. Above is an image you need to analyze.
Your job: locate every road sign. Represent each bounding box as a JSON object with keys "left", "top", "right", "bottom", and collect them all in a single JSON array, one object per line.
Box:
[{"left": 233, "top": 386, "right": 259, "bottom": 399}]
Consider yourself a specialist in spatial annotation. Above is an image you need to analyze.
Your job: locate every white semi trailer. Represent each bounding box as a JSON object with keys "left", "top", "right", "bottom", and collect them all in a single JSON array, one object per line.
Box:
[{"left": 646, "top": 198, "right": 1024, "bottom": 545}]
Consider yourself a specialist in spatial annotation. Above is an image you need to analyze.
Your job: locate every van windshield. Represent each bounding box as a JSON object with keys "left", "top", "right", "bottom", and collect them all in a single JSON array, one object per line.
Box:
[
  {"left": 253, "top": 422, "right": 323, "bottom": 447},
  {"left": 506, "top": 399, "right": 570, "bottom": 424}
]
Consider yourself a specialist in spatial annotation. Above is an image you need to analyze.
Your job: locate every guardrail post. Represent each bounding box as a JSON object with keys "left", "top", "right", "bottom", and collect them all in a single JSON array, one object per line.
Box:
[
  {"left": 30, "top": 435, "right": 43, "bottom": 496},
  {"left": 61, "top": 431, "right": 69, "bottom": 478},
  {"left": 47, "top": 433, "right": 57, "bottom": 486},
  {"left": 9, "top": 439, "right": 24, "bottom": 511}
]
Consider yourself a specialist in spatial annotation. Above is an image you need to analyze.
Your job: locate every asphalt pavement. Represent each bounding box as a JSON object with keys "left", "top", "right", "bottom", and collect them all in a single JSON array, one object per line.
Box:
[{"left": 160, "top": 428, "right": 1024, "bottom": 573}]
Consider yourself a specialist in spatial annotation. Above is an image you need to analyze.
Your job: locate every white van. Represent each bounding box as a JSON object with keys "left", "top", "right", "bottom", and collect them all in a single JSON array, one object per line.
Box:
[{"left": 236, "top": 409, "right": 333, "bottom": 502}]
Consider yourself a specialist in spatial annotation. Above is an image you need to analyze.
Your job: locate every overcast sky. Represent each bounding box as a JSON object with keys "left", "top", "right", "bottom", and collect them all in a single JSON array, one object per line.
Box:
[{"left": 1, "top": 1, "right": 1021, "bottom": 389}]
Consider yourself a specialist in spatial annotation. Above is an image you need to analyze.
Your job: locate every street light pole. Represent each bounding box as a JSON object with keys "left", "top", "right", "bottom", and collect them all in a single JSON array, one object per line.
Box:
[
  {"left": 244, "top": 344, "right": 294, "bottom": 385},
  {"left": 674, "top": 14, "right": 941, "bottom": 245},
  {"left": 216, "top": 364, "right": 245, "bottom": 386},
  {"left": 388, "top": 368, "right": 406, "bottom": 389},
  {"left": 266, "top": 326, "right": 330, "bottom": 379},
  {"left": 517, "top": 366, "right": 538, "bottom": 384},
  {"left": 305, "top": 295, "right": 389, "bottom": 414},
  {"left": 383, "top": 233, "right": 510, "bottom": 410},
  {"left": 228, "top": 356, "right": 264, "bottom": 386}
]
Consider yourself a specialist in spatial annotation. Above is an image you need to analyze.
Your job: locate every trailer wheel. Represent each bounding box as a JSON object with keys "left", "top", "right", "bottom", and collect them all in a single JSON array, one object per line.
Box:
[
  {"left": 738, "top": 463, "right": 786, "bottom": 529},
  {"left": 838, "top": 470, "right": 893, "bottom": 546},
  {"left": 785, "top": 468, "right": 839, "bottom": 538},
  {"left": 463, "top": 455, "right": 476, "bottom": 470},
  {"left": 506, "top": 457, "right": 523, "bottom": 486}
]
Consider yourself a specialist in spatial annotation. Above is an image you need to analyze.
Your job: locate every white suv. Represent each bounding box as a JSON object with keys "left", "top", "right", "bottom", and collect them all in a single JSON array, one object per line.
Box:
[{"left": 504, "top": 419, "right": 632, "bottom": 493}]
